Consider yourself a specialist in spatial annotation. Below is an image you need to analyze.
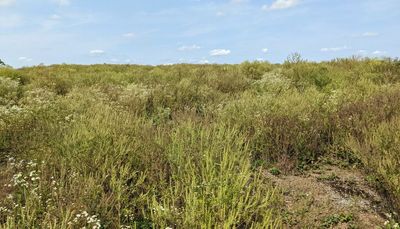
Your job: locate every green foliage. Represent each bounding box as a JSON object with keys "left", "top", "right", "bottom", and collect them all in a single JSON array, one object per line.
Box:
[
  {"left": 269, "top": 167, "right": 281, "bottom": 176},
  {"left": 317, "top": 173, "right": 339, "bottom": 182},
  {"left": 150, "top": 122, "right": 281, "bottom": 228},
  {"left": 1, "top": 58, "right": 400, "bottom": 227},
  {"left": 348, "top": 116, "right": 400, "bottom": 213},
  {"left": 240, "top": 61, "right": 273, "bottom": 80},
  {"left": 284, "top": 52, "right": 305, "bottom": 65},
  {"left": 321, "top": 213, "right": 354, "bottom": 228},
  {"left": 383, "top": 214, "right": 399, "bottom": 229}
]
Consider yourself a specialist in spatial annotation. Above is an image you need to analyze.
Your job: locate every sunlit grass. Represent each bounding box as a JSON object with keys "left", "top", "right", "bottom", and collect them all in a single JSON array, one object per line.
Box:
[{"left": 1, "top": 57, "right": 400, "bottom": 227}]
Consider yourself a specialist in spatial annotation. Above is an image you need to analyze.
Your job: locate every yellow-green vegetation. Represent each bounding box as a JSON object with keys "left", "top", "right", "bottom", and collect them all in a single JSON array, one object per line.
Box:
[
  {"left": 348, "top": 116, "right": 400, "bottom": 212},
  {"left": 0, "top": 57, "right": 400, "bottom": 228},
  {"left": 320, "top": 213, "right": 354, "bottom": 228}
]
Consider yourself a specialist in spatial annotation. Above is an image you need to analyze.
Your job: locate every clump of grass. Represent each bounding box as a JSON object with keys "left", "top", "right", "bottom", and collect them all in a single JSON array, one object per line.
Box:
[
  {"left": 150, "top": 122, "right": 281, "bottom": 228},
  {"left": 317, "top": 173, "right": 339, "bottom": 182},
  {"left": 269, "top": 167, "right": 281, "bottom": 176},
  {"left": 320, "top": 213, "right": 354, "bottom": 228}
]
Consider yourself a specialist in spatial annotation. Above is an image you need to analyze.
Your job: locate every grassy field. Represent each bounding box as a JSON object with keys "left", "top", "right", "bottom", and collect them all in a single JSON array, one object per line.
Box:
[{"left": 0, "top": 57, "right": 400, "bottom": 228}]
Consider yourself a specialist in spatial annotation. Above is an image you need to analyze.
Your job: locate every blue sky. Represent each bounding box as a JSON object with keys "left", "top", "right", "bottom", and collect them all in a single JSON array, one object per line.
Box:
[{"left": 0, "top": 0, "right": 399, "bottom": 67}]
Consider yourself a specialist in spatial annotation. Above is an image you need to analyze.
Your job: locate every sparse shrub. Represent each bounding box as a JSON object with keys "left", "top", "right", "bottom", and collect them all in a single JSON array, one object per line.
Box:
[
  {"left": 53, "top": 78, "right": 72, "bottom": 96},
  {"left": 284, "top": 52, "right": 305, "bottom": 65},
  {"left": 269, "top": 167, "right": 281, "bottom": 176},
  {"left": 240, "top": 61, "right": 273, "bottom": 80},
  {"left": 321, "top": 213, "right": 354, "bottom": 228},
  {"left": 0, "top": 77, "right": 20, "bottom": 105}
]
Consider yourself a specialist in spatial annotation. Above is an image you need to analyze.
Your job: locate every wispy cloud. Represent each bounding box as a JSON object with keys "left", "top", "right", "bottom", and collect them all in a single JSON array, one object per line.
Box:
[
  {"left": 262, "top": 0, "right": 299, "bottom": 11},
  {"left": 231, "top": 0, "right": 248, "bottom": 4},
  {"left": 320, "top": 46, "right": 349, "bottom": 52},
  {"left": 351, "top": 32, "right": 380, "bottom": 38},
  {"left": 50, "top": 14, "right": 62, "bottom": 20},
  {"left": 0, "top": 0, "right": 15, "bottom": 6},
  {"left": 372, "top": 50, "right": 387, "bottom": 55},
  {"left": 210, "top": 49, "right": 231, "bottom": 56},
  {"left": 89, "top": 49, "right": 105, "bottom": 55},
  {"left": 178, "top": 45, "right": 201, "bottom": 51},
  {"left": 52, "top": 0, "right": 70, "bottom": 6},
  {"left": 361, "top": 32, "right": 379, "bottom": 37},
  {"left": 216, "top": 11, "right": 225, "bottom": 17},
  {"left": 355, "top": 50, "right": 387, "bottom": 56},
  {"left": 41, "top": 14, "right": 63, "bottom": 30},
  {"left": 18, "top": 57, "right": 33, "bottom": 62},
  {"left": 122, "top": 32, "right": 136, "bottom": 38},
  {"left": 198, "top": 59, "right": 210, "bottom": 64},
  {"left": 0, "top": 14, "right": 22, "bottom": 28},
  {"left": 262, "top": 48, "right": 269, "bottom": 53}
]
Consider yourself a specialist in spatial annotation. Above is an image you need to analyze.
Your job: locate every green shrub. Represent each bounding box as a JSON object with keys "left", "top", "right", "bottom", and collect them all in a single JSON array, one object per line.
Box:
[
  {"left": 347, "top": 116, "right": 400, "bottom": 213},
  {"left": 240, "top": 61, "right": 273, "bottom": 80},
  {"left": 150, "top": 122, "right": 281, "bottom": 228}
]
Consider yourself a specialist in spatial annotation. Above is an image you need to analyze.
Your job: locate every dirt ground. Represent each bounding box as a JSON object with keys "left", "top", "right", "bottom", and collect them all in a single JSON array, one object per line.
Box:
[{"left": 266, "top": 165, "right": 391, "bottom": 228}]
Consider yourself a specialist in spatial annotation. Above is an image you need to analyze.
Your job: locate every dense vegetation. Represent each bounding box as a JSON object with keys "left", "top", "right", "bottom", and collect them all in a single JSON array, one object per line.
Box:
[{"left": 0, "top": 57, "right": 399, "bottom": 228}]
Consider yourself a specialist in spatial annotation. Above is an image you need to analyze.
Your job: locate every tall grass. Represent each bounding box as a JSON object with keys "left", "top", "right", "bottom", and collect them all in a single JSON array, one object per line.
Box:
[
  {"left": 1, "top": 58, "right": 400, "bottom": 227},
  {"left": 348, "top": 116, "right": 400, "bottom": 212},
  {"left": 150, "top": 122, "right": 280, "bottom": 228}
]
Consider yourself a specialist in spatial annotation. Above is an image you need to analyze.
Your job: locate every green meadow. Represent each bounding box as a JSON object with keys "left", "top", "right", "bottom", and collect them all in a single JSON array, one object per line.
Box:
[{"left": 0, "top": 57, "right": 399, "bottom": 228}]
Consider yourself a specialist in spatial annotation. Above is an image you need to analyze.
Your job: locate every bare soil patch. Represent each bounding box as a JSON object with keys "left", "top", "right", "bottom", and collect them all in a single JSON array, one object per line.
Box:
[{"left": 266, "top": 165, "right": 390, "bottom": 228}]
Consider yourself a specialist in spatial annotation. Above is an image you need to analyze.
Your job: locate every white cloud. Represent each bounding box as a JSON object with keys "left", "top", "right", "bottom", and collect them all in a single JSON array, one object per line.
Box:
[
  {"left": 216, "top": 11, "right": 225, "bottom": 17},
  {"left": 50, "top": 14, "right": 62, "bottom": 20},
  {"left": 231, "top": 0, "right": 248, "bottom": 3},
  {"left": 123, "top": 32, "right": 136, "bottom": 38},
  {"left": 361, "top": 32, "right": 379, "bottom": 37},
  {"left": 0, "top": 0, "right": 15, "bottom": 6},
  {"left": 178, "top": 58, "right": 188, "bottom": 63},
  {"left": 320, "top": 46, "right": 349, "bottom": 52},
  {"left": 53, "top": 0, "right": 70, "bottom": 6},
  {"left": 199, "top": 59, "right": 209, "bottom": 64},
  {"left": 372, "top": 50, "right": 387, "bottom": 55},
  {"left": 89, "top": 49, "right": 105, "bottom": 55},
  {"left": 18, "top": 57, "right": 32, "bottom": 62},
  {"left": 354, "top": 50, "right": 387, "bottom": 56},
  {"left": 262, "top": 48, "right": 269, "bottom": 53},
  {"left": 210, "top": 49, "right": 231, "bottom": 56},
  {"left": 178, "top": 45, "right": 201, "bottom": 51},
  {"left": 352, "top": 32, "right": 380, "bottom": 38},
  {"left": 262, "top": 0, "right": 299, "bottom": 11}
]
